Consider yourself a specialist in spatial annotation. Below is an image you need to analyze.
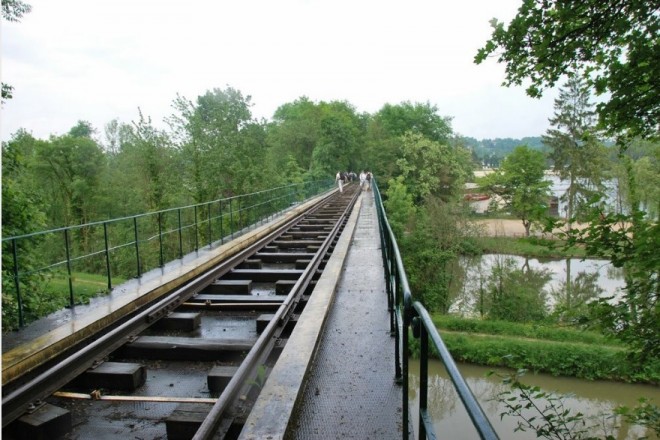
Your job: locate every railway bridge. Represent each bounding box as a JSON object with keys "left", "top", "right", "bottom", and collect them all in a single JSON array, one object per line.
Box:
[{"left": 2, "top": 181, "right": 498, "bottom": 439}]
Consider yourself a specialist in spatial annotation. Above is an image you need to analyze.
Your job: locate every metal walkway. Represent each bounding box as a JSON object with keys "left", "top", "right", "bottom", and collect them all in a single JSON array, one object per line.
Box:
[{"left": 286, "top": 190, "right": 404, "bottom": 439}]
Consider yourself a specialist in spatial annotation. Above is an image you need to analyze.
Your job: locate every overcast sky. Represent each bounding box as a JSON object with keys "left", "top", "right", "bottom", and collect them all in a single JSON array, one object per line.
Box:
[{"left": 1, "top": 0, "right": 559, "bottom": 142}]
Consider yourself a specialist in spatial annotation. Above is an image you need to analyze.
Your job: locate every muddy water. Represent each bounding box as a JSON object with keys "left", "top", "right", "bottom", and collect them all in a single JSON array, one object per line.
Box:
[
  {"left": 408, "top": 360, "right": 660, "bottom": 439},
  {"left": 449, "top": 255, "right": 625, "bottom": 316}
]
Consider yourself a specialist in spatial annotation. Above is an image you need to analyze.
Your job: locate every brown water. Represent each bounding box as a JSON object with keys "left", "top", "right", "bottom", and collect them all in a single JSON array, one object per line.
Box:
[{"left": 408, "top": 360, "right": 660, "bottom": 439}]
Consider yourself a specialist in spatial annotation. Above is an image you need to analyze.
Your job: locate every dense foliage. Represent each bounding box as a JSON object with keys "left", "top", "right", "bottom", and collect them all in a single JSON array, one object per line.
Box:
[
  {"left": 475, "top": 0, "right": 659, "bottom": 140},
  {"left": 2, "top": 92, "right": 477, "bottom": 329}
]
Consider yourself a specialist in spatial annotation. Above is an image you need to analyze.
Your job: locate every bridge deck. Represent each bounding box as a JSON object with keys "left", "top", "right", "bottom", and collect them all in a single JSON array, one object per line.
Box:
[
  {"left": 3, "top": 189, "right": 407, "bottom": 439},
  {"left": 286, "top": 189, "right": 405, "bottom": 439}
]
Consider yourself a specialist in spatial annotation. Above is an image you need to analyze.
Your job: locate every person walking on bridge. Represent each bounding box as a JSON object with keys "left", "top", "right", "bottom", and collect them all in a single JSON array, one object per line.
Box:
[{"left": 335, "top": 171, "right": 344, "bottom": 193}]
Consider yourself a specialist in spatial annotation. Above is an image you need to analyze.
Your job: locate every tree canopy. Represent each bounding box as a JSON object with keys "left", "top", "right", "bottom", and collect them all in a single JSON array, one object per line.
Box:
[{"left": 475, "top": 0, "right": 659, "bottom": 139}]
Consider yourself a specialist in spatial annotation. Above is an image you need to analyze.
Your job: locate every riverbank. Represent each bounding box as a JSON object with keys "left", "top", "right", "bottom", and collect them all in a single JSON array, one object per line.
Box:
[{"left": 413, "top": 316, "right": 660, "bottom": 384}]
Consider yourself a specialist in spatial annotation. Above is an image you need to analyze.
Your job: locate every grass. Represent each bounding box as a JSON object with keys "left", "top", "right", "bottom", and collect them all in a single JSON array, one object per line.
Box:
[
  {"left": 433, "top": 315, "right": 620, "bottom": 346},
  {"left": 43, "top": 271, "right": 126, "bottom": 305},
  {"left": 475, "top": 236, "right": 588, "bottom": 258},
  {"left": 410, "top": 314, "right": 660, "bottom": 384}
]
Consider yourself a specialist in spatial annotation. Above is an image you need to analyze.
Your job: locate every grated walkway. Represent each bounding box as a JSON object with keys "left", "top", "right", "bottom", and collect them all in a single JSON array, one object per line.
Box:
[{"left": 286, "top": 190, "right": 405, "bottom": 439}]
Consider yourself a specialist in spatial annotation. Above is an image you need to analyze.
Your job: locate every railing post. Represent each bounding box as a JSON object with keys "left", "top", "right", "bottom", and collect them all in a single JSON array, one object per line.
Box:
[
  {"left": 178, "top": 208, "right": 183, "bottom": 258},
  {"left": 103, "top": 222, "right": 112, "bottom": 291},
  {"left": 133, "top": 217, "right": 141, "bottom": 277},
  {"left": 207, "top": 202, "right": 212, "bottom": 248},
  {"left": 229, "top": 199, "right": 234, "bottom": 239},
  {"left": 158, "top": 212, "right": 164, "bottom": 267},
  {"left": 402, "top": 304, "right": 410, "bottom": 440},
  {"left": 194, "top": 205, "right": 199, "bottom": 252},
  {"left": 11, "top": 238, "right": 24, "bottom": 328},
  {"left": 64, "top": 229, "right": 74, "bottom": 307},
  {"left": 419, "top": 321, "right": 429, "bottom": 440},
  {"left": 219, "top": 200, "right": 224, "bottom": 244}
]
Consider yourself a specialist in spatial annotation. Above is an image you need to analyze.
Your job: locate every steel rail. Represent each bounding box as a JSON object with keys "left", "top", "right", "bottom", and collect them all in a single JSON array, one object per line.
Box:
[
  {"left": 2, "top": 190, "right": 340, "bottom": 428},
  {"left": 192, "top": 189, "right": 360, "bottom": 440}
]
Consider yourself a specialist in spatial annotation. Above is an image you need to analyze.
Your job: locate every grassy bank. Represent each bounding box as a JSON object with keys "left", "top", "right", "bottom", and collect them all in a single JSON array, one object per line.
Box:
[
  {"left": 475, "top": 236, "right": 588, "bottom": 259},
  {"left": 410, "top": 316, "right": 659, "bottom": 384}
]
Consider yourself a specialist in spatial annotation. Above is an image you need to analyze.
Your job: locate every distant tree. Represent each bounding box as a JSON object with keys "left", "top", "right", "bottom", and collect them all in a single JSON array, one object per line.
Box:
[
  {"left": 374, "top": 101, "right": 453, "bottom": 143},
  {"left": 68, "top": 120, "right": 96, "bottom": 138},
  {"left": 396, "top": 132, "right": 473, "bottom": 203},
  {"left": 102, "top": 118, "right": 131, "bottom": 155},
  {"left": 309, "top": 101, "right": 363, "bottom": 178},
  {"left": 267, "top": 97, "right": 322, "bottom": 172},
  {"left": 480, "top": 145, "right": 551, "bottom": 236},
  {"left": 543, "top": 77, "right": 608, "bottom": 228},
  {"left": 33, "top": 133, "right": 106, "bottom": 228},
  {"left": 168, "top": 87, "right": 258, "bottom": 202},
  {"left": 475, "top": 0, "right": 659, "bottom": 140},
  {"left": 119, "top": 111, "right": 178, "bottom": 212},
  {"left": 365, "top": 102, "right": 454, "bottom": 183}
]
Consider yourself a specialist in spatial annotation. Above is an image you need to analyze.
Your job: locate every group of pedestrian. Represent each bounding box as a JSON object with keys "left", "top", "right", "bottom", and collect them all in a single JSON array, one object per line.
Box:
[
  {"left": 335, "top": 170, "right": 371, "bottom": 193},
  {"left": 359, "top": 170, "right": 372, "bottom": 191}
]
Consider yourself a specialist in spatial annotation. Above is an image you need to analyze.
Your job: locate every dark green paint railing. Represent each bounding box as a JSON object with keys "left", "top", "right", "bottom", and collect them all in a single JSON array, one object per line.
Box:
[
  {"left": 372, "top": 180, "right": 499, "bottom": 440},
  {"left": 2, "top": 180, "right": 332, "bottom": 328}
]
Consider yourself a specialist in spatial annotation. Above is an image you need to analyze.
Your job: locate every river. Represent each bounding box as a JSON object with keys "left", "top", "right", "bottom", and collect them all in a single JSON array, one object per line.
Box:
[
  {"left": 448, "top": 254, "right": 625, "bottom": 316},
  {"left": 409, "top": 360, "right": 660, "bottom": 439}
]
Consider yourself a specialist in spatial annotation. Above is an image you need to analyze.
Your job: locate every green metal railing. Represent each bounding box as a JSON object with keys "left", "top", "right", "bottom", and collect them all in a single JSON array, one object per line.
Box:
[
  {"left": 2, "top": 180, "right": 333, "bottom": 329},
  {"left": 372, "top": 180, "right": 499, "bottom": 440}
]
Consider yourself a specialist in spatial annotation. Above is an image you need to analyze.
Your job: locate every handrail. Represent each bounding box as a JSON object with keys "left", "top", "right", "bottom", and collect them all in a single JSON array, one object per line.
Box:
[
  {"left": 2, "top": 180, "right": 333, "bottom": 329},
  {"left": 372, "top": 179, "right": 499, "bottom": 440}
]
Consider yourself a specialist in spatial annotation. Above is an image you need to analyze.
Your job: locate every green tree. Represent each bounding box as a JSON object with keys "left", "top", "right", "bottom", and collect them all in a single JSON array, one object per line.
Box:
[
  {"left": 475, "top": 0, "right": 659, "bottom": 140},
  {"left": 480, "top": 146, "right": 551, "bottom": 236},
  {"left": 117, "top": 111, "right": 179, "bottom": 212},
  {"left": 33, "top": 131, "right": 106, "bottom": 228},
  {"left": 543, "top": 77, "right": 608, "bottom": 227},
  {"left": 309, "top": 101, "right": 363, "bottom": 178},
  {"left": 383, "top": 176, "right": 416, "bottom": 238},
  {"left": 168, "top": 87, "right": 259, "bottom": 202},
  {"left": 373, "top": 101, "right": 453, "bottom": 143},
  {"left": 630, "top": 140, "right": 660, "bottom": 220},
  {"left": 2, "top": 130, "right": 47, "bottom": 330},
  {"left": 68, "top": 120, "right": 96, "bottom": 138},
  {"left": 267, "top": 97, "right": 322, "bottom": 173},
  {"left": 365, "top": 102, "right": 454, "bottom": 185},
  {"left": 396, "top": 132, "right": 473, "bottom": 203}
]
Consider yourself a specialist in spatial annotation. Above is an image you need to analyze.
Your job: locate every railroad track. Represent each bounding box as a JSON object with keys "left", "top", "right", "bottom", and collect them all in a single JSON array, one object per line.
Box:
[{"left": 2, "top": 185, "right": 360, "bottom": 440}]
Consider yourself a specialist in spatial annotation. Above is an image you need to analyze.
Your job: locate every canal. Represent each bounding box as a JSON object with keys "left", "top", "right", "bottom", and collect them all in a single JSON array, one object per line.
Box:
[{"left": 409, "top": 360, "right": 660, "bottom": 439}]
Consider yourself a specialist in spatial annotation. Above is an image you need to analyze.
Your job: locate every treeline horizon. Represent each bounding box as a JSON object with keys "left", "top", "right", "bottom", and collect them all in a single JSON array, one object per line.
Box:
[{"left": 2, "top": 88, "right": 481, "bottom": 233}]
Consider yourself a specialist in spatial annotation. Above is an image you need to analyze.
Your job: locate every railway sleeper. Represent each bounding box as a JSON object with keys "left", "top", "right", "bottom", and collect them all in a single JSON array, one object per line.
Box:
[
  {"left": 5, "top": 402, "right": 71, "bottom": 440},
  {"left": 223, "top": 269, "right": 303, "bottom": 282},
  {"left": 117, "top": 336, "right": 254, "bottom": 361},
  {"left": 254, "top": 252, "right": 313, "bottom": 263},
  {"left": 207, "top": 365, "right": 239, "bottom": 393},
  {"left": 237, "top": 259, "right": 262, "bottom": 269},
  {"left": 166, "top": 406, "right": 236, "bottom": 440},
  {"left": 294, "top": 224, "right": 333, "bottom": 231},
  {"left": 203, "top": 280, "right": 252, "bottom": 295},
  {"left": 153, "top": 312, "right": 202, "bottom": 332},
  {"left": 256, "top": 313, "right": 298, "bottom": 334},
  {"left": 71, "top": 361, "right": 146, "bottom": 391}
]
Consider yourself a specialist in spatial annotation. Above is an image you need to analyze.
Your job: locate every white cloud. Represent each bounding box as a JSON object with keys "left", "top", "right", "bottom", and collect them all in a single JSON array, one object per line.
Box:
[{"left": 1, "top": 0, "right": 554, "bottom": 141}]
